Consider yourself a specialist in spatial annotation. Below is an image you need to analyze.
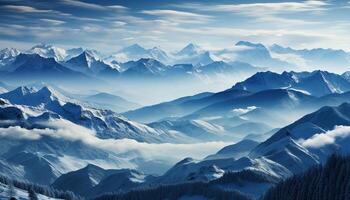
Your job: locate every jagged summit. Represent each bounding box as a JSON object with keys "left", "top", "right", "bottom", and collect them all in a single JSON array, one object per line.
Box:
[{"left": 177, "top": 43, "right": 203, "bottom": 56}]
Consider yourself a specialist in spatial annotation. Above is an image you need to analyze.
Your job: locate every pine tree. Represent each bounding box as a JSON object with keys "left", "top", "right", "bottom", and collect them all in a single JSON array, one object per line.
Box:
[
  {"left": 7, "top": 183, "right": 16, "bottom": 199},
  {"left": 28, "top": 188, "right": 38, "bottom": 200}
]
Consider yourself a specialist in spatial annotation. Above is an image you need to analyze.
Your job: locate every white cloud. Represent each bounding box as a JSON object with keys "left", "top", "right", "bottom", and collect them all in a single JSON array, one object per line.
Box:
[
  {"left": 232, "top": 106, "right": 258, "bottom": 115},
  {"left": 141, "top": 9, "right": 211, "bottom": 24},
  {"left": 61, "top": 0, "right": 127, "bottom": 11},
  {"left": 142, "top": 9, "right": 208, "bottom": 18},
  {"left": 300, "top": 125, "right": 350, "bottom": 148},
  {"left": 60, "top": 0, "right": 106, "bottom": 10},
  {"left": 107, "top": 5, "right": 128, "bottom": 10},
  {"left": 2, "top": 5, "right": 53, "bottom": 13},
  {"left": 177, "top": 1, "right": 328, "bottom": 13},
  {"left": 112, "top": 21, "right": 127, "bottom": 27},
  {"left": 40, "top": 19, "right": 66, "bottom": 25},
  {"left": 0, "top": 119, "right": 229, "bottom": 163},
  {"left": 0, "top": 126, "right": 47, "bottom": 140}
]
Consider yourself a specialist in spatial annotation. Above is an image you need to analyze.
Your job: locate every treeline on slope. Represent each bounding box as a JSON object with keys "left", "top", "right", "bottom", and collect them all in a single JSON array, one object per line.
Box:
[
  {"left": 94, "top": 170, "right": 276, "bottom": 200},
  {"left": 263, "top": 154, "right": 350, "bottom": 200},
  {"left": 0, "top": 174, "right": 81, "bottom": 200}
]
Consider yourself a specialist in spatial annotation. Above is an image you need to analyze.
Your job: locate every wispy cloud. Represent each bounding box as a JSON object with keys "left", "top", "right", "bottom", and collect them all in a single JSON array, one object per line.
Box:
[
  {"left": 60, "top": 0, "right": 107, "bottom": 10},
  {"left": 173, "top": 1, "right": 328, "bottom": 27},
  {"left": 60, "top": 0, "right": 127, "bottom": 11},
  {"left": 141, "top": 9, "right": 212, "bottom": 24},
  {"left": 142, "top": 9, "right": 208, "bottom": 18},
  {"left": 40, "top": 18, "right": 66, "bottom": 25},
  {"left": 2, "top": 5, "right": 53, "bottom": 13},
  {"left": 176, "top": 1, "right": 328, "bottom": 13}
]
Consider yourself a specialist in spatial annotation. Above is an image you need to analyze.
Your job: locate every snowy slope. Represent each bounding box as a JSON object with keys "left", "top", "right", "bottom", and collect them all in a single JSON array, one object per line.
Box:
[
  {"left": 205, "top": 139, "right": 259, "bottom": 160},
  {"left": 0, "top": 182, "right": 61, "bottom": 200}
]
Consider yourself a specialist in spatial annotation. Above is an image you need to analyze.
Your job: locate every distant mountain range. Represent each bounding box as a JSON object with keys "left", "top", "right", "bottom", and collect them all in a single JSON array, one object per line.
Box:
[
  {"left": 2, "top": 41, "right": 350, "bottom": 76},
  {"left": 0, "top": 46, "right": 261, "bottom": 85},
  {"left": 1, "top": 41, "right": 349, "bottom": 86},
  {"left": 270, "top": 44, "right": 350, "bottom": 73}
]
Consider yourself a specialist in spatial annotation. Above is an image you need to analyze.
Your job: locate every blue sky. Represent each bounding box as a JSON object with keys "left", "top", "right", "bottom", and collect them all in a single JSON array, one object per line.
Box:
[{"left": 0, "top": 0, "right": 349, "bottom": 52}]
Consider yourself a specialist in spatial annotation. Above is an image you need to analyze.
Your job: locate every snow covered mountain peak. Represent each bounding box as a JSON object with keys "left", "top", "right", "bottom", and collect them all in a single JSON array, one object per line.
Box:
[
  {"left": 177, "top": 43, "right": 204, "bottom": 56},
  {"left": 0, "top": 48, "right": 20, "bottom": 59},
  {"left": 0, "top": 85, "right": 68, "bottom": 107},
  {"left": 28, "top": 44, "right": 67, "bottom": 61},
  {"left": 121, "top": 58, "right": 168, "bottom": 76},
  {"left": 80, "top": 50, "right": 98, "bottom": 64},
  {"left": 65, "top": 51, "right": 114, "bottom": 74},
  {"left": 121, "top": 44, "right": 147, "bottom": 55},
  {"left": 0, "top": 47, "right": 21, "bottom": 67},
  {"left": 36, "top": 86, "right": 67, "bottom": 101},
  {"left": 11, "top": 86, "right": 38, "bottom": 96},
  {"left": 342, "top": 71, "right": 350, "bottom": 81}
]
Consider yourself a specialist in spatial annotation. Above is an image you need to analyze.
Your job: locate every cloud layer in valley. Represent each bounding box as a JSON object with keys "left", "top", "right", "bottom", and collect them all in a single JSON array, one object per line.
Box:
[{"left": 0, "top": 119, "right": 229, "bottom": 164}]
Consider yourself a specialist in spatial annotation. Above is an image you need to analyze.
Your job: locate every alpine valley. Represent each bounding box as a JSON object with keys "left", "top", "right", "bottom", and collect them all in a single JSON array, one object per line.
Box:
[{"left": 1, "top": 1, "right": 350, "bottom": 199}]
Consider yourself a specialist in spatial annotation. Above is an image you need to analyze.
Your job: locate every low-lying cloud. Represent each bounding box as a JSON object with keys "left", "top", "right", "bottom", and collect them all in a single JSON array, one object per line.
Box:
[
  {"left": 231, "top": 106, "right": 258, "bottom": 115},
  {"left": 0, "top": 119, "right": 229, "bottom": 164},
  {"left": 300, "top": 125, "right": 350, "bottom": 148}
]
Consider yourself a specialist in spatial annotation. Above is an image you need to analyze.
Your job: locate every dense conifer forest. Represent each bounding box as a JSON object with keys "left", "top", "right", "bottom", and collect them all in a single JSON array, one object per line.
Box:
[{"left": 264, "top": 155, "right": 350, "bottom": 200}]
